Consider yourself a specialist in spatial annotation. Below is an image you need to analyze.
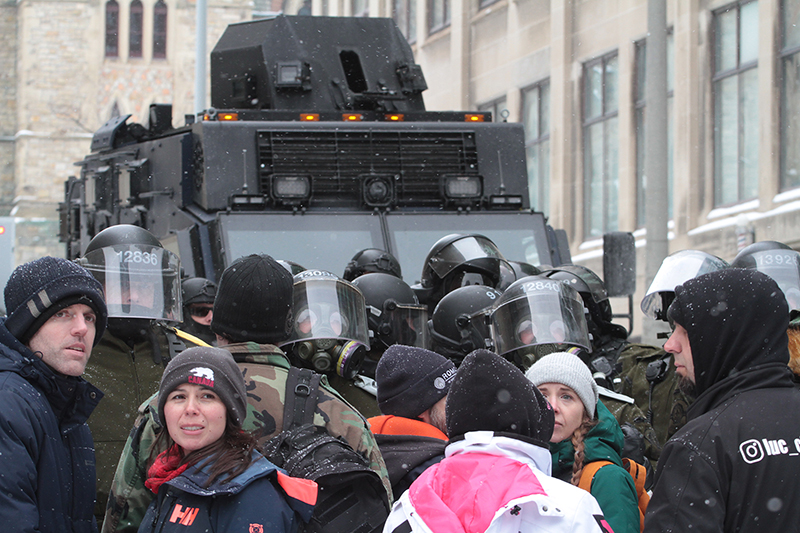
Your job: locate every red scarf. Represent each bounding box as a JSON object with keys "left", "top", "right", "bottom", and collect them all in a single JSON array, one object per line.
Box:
[{"left": 145, "top": 444, "right": 190, "bottom": 494}]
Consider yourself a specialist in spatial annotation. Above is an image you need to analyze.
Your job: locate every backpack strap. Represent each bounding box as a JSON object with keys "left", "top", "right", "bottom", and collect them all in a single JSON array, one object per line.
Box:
[
  {"left": 577, "top": 460, "right": 613, "bottom": 493},
  {"left": 283, "top": 367, "right": 322, "bottom": 430}
]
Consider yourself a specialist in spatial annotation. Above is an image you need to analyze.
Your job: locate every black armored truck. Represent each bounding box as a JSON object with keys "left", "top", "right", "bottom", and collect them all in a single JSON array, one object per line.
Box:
[{"left": 59, "top": 15, "right": 574, "bottom": 283}]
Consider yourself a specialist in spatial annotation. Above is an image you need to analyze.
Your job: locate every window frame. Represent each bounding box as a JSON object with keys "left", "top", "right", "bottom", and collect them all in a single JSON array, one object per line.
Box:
[
  {"left": 153, "top": 0, "right": 168, "bottom": 60},
  {"left": 779, "top": 0, "right": 800, "bottom": 191},
  {"left": 105, "top": 0, "right": 119, "bottom": 58},
  {"left": 129, "top": 0, "right": 143, "bottom": 58},
  {"left": 393, "top": 0, "right": 417, "bottom": 44},
  {"left": 428, "top": 0, "right": 451, "bottom": 36},
  {"left": 522, "top": 80, "right": 551, "bottom": 216}
]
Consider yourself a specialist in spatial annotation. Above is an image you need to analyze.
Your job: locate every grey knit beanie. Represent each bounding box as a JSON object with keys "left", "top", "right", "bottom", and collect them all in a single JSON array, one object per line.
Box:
[
  {"left": 157, "top": 346, "right": 247, "bottom": 427},
  {"left": 525, "top": 351, "right": 599, "bottom": 417}
]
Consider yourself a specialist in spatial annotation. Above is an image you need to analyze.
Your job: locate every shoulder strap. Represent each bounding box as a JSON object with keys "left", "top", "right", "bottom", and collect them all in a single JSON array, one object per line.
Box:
[
  {"left": 577, "top": 460, "right": 613, "bottom": 492},
  {"left": 283, "top": 367, "right": 322, "bottom": 430}
]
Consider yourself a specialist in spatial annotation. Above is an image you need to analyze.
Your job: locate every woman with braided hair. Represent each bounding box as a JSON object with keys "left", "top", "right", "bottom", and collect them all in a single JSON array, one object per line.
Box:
[{"left": 527, "top": 352, "right": 640, "bottom": 533}]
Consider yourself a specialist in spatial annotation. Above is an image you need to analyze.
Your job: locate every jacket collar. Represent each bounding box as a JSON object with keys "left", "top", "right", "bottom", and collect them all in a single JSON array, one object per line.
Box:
[
  {"left": 223, "top": 342, "right": 292, "bottom": 369},
  {"left": 165, "top": 452, "right": 279, "bottom": 497},
  {"left": 445, "top": 431, "right": 553, "bottom": 476}
]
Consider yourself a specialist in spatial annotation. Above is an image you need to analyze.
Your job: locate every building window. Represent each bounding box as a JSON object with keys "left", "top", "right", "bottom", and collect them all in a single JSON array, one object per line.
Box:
[
  {"left": 781, "top": 0, "right": 800, "bottom": 191},
  {"left": 153, "top": 0, "right": 168, "bottom": 59},
  {"left": 429, "top": 0, "right": 450, "bottom": 35},
  {"left": 713, "top": 0, "right": 759, "bottom": 206},
  {"left": 479, "top": 0, "right": 501, "bottom": 8},
  {"left": 583, "top": 52, "right": 619, "bottom": 238},
  {"left": 394, "top": 0, "right": 416, "bottom": 44},
  {"left": 129, "top": 0, "right": 143, "bottom": 58},
  {"left": 634, "top": 33, "right": 674, "bottom": 228},
  {"left": 523, "top": 82, "right": 550, "bottom": 216},
  {"left": 105, "top": 0, "right": 119, "bottom": 58},
  {"left": 352, "top": 0, "right": 368, "bottom": 16},
  {"left": 478, "top": 97, "right": 507, "bottom": 123}
]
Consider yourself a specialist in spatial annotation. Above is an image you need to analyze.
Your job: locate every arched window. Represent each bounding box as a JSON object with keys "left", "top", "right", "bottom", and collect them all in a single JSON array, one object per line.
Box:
[
  {"left": 129, "top": 0, "right": 143, "bottom": 58},
  {"left": 105, "top": 0, "right": 119, "bottom": 57},
  {"left": 153, "top": 0, "right": 168, "bottom": 59}
]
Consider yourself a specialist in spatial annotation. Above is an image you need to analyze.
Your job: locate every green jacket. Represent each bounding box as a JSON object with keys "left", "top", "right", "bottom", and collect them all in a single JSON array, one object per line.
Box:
[
  {"left": 84, "top": 324, "right": 205, "bottom": 523},
  {"left": 101, "top": 342, "right": 391, "bottom": 533},
  {"left": 551, "top": 401, "right": 640, "bottom": 533}
]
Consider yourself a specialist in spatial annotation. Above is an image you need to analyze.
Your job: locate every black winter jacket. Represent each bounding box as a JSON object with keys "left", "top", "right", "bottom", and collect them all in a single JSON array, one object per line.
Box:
[
  {"left": 0, "top": 319, "right": 103, "bottom": 533},
  {"left": 645, "top": 269, "right": 800, "bottom": 532}
]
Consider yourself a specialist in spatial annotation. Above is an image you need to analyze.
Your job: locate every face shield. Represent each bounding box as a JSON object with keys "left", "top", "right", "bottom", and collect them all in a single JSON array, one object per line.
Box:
[
  {"left": 491, "top": 278, "right": 591, "bottom": 360},
  {"left": 742, "top": 250, "right": 800, "bottom": 312},
  {"left": 82, "top": 244, "right": 182, "bottom": 322},
  {"left": 368, "top": 300, "right": 429, "bottom": 349},
  {"left": 428, "top": 235, "right": 505, "bottom": 281},
  {"left": 281, "top": 273, "right": 370, "bottom": 378},
  {"left": 641, "top": 250, "right": 729, "bottom": 320}
]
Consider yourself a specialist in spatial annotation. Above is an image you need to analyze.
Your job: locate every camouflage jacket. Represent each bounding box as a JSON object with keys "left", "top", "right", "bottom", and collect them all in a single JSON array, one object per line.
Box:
[
  {"left": 84, "top": 324, "right": 205, "bottom": 523},
  {"left": 616, "top": 343, "right": 693, "bottom": 447},
  {"left": 101, "top": 342, "right": 391, "bottom": 533}
]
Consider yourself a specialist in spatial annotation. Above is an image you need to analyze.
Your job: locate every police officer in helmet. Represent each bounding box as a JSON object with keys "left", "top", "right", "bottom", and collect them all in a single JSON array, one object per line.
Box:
[{"left": 179, "top": 277, "right": 217, "bottom": 345}]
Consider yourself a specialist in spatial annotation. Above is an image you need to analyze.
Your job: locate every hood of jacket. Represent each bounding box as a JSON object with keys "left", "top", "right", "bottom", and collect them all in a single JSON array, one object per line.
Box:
[
  {"left": 668, "top": 269, "right": 790, "bottom": 396},
  {"left": 550, "top": 400, "right": 624, "bottom": 478},
  {"left": 0, "top": 318, "right": 102, "bottom": 424}
]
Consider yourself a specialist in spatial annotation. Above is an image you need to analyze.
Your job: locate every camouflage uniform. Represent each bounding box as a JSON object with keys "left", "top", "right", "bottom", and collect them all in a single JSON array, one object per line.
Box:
[
  {"left": 84, "top": 324, "right": 205, "bottom": 523},
  {"left": 101, "top": 342, "right": 391, "bottom": 533},
  {"left": 616, "top": 343, "right": 692, "bottom": 448}
]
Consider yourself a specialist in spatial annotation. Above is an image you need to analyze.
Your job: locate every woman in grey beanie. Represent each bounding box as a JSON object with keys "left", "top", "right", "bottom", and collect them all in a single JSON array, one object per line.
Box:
[{"left": 526, "top": 351, "right": 640, "bottom": 533}]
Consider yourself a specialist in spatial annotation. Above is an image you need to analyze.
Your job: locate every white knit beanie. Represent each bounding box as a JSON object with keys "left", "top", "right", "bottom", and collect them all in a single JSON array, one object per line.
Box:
[{"left": 525, "top": 352, "right": 599, "bottom": 418}]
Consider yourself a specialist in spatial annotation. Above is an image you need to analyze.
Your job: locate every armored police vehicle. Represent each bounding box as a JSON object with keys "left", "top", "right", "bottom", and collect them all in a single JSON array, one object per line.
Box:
[{"left": 59, "top": 15, "right": 572, "bottom": 283}]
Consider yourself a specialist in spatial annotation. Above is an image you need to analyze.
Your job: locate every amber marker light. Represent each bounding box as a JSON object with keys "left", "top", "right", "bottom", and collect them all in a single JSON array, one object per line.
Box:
[
  {"left": 464, "top": 114, "right": 485, "bottom": 122},
  {"left": 219, "top": 113, "right": 239, "bottom": 121},
  {"left": 343, "top": 113, "right": 363, "bottom": 121},
  {"left": 300, "top": 113, "right": 320, "bottom": 121},
  {"left": 385, "top": 114, "right": 404, "bottom": 121}
]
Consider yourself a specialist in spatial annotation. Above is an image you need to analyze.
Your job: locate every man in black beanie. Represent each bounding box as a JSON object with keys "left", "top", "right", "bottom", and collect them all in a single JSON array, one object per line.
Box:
[
  {"left": 0, "top": 256, "right": 109, "bottom": 532},
  {"left": 104, "top": 254, "right": 391, "bottom": 533},
  {"left": 384, "top": 349, "right": 611, "bottom": 532},
  {"left": 368, "top": 345, "right": 455, "bottom": 499},
  {"left": 644, "top": 269, "right": 800, "bottom": 533}
]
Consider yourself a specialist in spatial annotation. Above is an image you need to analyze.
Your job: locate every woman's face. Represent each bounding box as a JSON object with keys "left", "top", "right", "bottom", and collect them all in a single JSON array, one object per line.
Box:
[
  {"left": 164, "top": 383, "right": 227, "bottom": 452},
  {"left": 537, "top": 383, "right": 587, "bottom": 443}
]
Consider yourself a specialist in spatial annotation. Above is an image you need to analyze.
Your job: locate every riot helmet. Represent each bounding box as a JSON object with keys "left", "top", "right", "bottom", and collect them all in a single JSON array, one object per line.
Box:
[
  {"left": 491, "top": 276, "right": 591, "bottom": 370},
  {"left": 641, "top": 250, "right": 729, "bottom": 321},
  {"left": 276, "top": 259, "right": 307, "bottom": 276},
  {"left": 280, "top": 270, "right": 370, "bottom": 379},
  {"left": 428, "top": 285, "right": 502, "bottom": 363},
  {"left": 731, "top": 241, "right": 800, "bottom": 313},
  {"left": 416, "top": 233, "right": 508, "bottom": 309},
  {"left": 497, "top": 261, "right": 542, "bottom": 291},
  {"left": 179, "top": 277, "right": 217, "bottom": 345},
  {"left": 81, "top": 225, "right": 182, "bottom": 323},
  {"left": 351, "top": 273, "right": 428, "bottom": 351},
  {"left": 342, "top": 248, "right": 402, "bottom": 281}
]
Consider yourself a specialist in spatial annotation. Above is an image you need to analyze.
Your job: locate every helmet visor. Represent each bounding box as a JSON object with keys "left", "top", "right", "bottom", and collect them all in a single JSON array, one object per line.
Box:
[
  {"left": 282, "top": 278, "right": 370, "bottom": 348},
  {"left": 83, "top": 245, "right": 182, "bottom": 322},
  {"left": 373, "top": 303, "right": 429, "bottom": 348},
  {"left": 491, "top": 279, "right": 590, "bottom": 356},
  {"left": 641, "top": 251, "right": 729, "bottom": 319},
  {"left": 428, "top": 235, "right": 504, "bottom": 279},
  {"left": 745, "top": 250, "right": 800, "bottom": 311}
]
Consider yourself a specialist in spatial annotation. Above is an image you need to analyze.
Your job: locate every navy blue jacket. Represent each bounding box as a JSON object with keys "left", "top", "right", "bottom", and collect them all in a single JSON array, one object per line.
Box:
[
  {"left": 139, "top": 452, "right": 315, "bottom": 533},
  {"left": 0, "top": 319, "right": 103, "bottom": 533}
]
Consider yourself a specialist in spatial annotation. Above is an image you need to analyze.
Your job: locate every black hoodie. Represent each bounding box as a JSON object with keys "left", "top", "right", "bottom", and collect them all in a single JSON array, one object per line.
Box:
[{"left": 645, "top": 269, "right": 800, "bottom": 533}]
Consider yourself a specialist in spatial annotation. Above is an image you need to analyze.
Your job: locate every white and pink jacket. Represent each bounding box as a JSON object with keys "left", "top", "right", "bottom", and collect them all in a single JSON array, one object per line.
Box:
[{"left": 383, "top": 431, "right": 613, "bottom": 533}]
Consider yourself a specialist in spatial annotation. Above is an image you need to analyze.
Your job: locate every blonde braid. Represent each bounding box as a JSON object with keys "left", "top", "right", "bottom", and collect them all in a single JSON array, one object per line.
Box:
[{"left": 570, "top": 415, "right": 598, "bottom": 486}]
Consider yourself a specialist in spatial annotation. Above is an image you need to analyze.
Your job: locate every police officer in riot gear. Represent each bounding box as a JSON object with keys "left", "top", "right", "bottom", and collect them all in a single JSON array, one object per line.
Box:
[
  {"left": 414, "top": 233, "right": 509, "bottom": 313},
  {"left": 179, "top": 277, "right": 217, "bottom": 345},
  {"left": 343, "top": 248, "right": 403, "bottom": 281},
  {"left": 280, "top": 270, "right": 378, "bottom": 416},
  {"left": 428, "top": 285, "right": 502, "bottom": 365},
  {"left": 79, "top": 224, "right": 206, "bottom": 523}
]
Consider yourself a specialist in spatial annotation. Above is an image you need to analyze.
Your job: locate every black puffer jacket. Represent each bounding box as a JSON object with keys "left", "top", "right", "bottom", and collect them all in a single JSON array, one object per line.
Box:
[
  {"left": 0, "top": 319, "right": 103, "bottom": 533},
  {"left": 644, "top": 269, "right": 800, "bottom": 532}
]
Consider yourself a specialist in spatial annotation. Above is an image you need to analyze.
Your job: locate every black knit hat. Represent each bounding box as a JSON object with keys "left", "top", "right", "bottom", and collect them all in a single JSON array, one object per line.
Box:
[
  {"left": 4, "top": 256, "right": 108, "bottom": 346},
  {"left": 211, "top": 254, "right": 294, "bottom": 344},
  {"left": 446, "top": 349, "right": 555, "bottom": 449},
  {"left": 376, "top": 344, "right": 457, "bottom": 418},
  {"left": 157, "top": 346, "right": 247, "bottom": 427}
]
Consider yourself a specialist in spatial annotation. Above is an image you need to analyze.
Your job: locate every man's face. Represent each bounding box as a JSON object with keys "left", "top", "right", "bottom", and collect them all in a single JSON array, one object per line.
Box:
[
  {"left": 188, "top": 304, "right": 214, "bottom": 326},
  {"left": 27, "top": 303, "right": 97, "bottom": 377},
  {"left": 665, "top": 323, "right": 695, "bottom": 383}
]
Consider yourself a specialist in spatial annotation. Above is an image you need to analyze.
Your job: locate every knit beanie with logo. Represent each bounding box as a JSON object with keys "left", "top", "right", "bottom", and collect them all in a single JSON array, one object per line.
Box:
[
  {"left": 446, "top": 349, "right": 555, "bottom": 449},
  {"left": 4, "top": 256, "right": 108, "bottom": 346},
  {"left": 376, "top": 344, "right": 457, "bottom": 419},
  {"left": 157, "top": 346, "right": 247, "bottom": 427},
  {"left": 210, "top": 254, "right": 294, "bottom": 344},
  {"left": 525, "top": 351, "right": 600, "bottom": 418}
]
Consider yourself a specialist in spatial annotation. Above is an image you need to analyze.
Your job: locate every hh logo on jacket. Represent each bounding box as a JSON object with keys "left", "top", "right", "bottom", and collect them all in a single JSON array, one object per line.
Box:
[{"left": 169, "top": 504, "right": 200, "bottom": 526}]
